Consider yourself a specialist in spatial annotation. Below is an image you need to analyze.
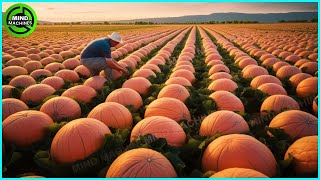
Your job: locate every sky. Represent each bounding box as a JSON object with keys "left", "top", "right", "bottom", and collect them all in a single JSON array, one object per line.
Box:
[{"left": 2, "top": 2, "right": 318, "bottom": 22}]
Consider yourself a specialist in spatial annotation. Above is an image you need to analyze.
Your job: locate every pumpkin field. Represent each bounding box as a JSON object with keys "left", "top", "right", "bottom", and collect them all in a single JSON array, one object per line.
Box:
[{"left": 2, "top": 23, "right": 318, "bottom": 178}]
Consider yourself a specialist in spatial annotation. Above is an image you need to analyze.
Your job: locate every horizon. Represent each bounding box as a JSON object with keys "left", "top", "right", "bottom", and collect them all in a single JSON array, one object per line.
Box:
[{"left": 2, "top": 2, "right": 318, "bottom": 22}]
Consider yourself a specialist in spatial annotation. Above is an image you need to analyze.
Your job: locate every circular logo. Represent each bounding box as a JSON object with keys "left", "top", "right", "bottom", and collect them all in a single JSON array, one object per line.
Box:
[{"left": 4, "top": 3, "right": 37, "bottom": 38}]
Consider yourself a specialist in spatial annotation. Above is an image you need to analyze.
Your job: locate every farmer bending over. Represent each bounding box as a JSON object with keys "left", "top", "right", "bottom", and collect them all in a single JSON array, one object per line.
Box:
[{"left": 80, "top": 32, "right": 129, "bottom": 80}]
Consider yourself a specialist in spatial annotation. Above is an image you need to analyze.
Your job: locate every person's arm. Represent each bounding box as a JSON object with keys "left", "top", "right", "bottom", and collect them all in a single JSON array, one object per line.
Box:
[{"left": 105, "top": 58, "right": 129, "bottom": 75}]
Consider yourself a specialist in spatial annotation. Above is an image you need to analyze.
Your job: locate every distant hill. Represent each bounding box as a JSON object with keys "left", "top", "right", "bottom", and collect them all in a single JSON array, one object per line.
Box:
[
  {"left": 3, "top": 11, "right": 317, "bottom": 24},
  {"left": 111, "top": 12, "right": 318, "bottom": 23}
]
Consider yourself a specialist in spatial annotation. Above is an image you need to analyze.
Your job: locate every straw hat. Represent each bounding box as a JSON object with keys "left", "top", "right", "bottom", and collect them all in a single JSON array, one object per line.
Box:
[{"left": 108, "top": 32, "right": 123, "bottom": 43}]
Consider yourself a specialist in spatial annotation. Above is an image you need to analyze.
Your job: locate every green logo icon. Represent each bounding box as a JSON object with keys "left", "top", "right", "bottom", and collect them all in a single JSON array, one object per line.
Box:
[{"left": 4, "top": 3, "right": 37, "bottom": 38}]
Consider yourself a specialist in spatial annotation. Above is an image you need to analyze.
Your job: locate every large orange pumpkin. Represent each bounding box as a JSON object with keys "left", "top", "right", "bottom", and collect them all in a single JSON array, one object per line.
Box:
[
  {"left": 41, "top": 76, "right": 65, "bottom": 90},
  {"left": 23, "top": 61, "right": 43, "bottom": 73},
  {"left": 257, "top": 83, "right": 287, "bottom": 96},
  {"left": 242, "top": 65, "right": 269, "bottom": 79},
  {"left": 3, "top": 110, "right": 53, "bottom": 147},
  {"left": 145, "top": 97, "right": 191, "bottom": 122},
  {"left": 40, "top": 97, "right": 81, "bottom": 122},
  {"left": 208, "top": 64, "right": 230, "bottom": 75},
  {"left": 3, "top": 66, "right": 28, "bottom": 77},
  {"left": 209, "top": 91, "right": 245, "bottom": 113},
  {"left": 260, "top": 95, "right": 300, "bottom": 114},
  {"left": 299, "top": 62, "right": 318, "bottom": 75},
  {"left": 106, "top": 88, "right": 143, "bottom": 110},
  {"left": 87, "top": 102, "right": 133, "bottom": 129},
  {"left": 210, "top": 168, "right": 268, "bottom": 178},
  {"left": 131, "top": 116, "right": 186, "bottom": 146},
  {"left": 55, "top": 69, "right": 80, "bottom": 83},
  {"left": 62, "top": 85, "right": 97, "bottom": 103},
  {"left": 276, "top": 65, "right": 301, "bottom": 79},
  {"left": 202, "top": 134, "right": 277, "bottom": 177},
  {"left": 170, "top": 69, "right": 195, "bottom": 83},
  {"left": 284, "top": 136, "right": 318, "bottom": 174},
  {"left": 140, "top": 64, "right": 161, "bottom": 73},
  {"left": 158, "top": 84, "right": 190, "bottom": 103},
  {"left": 106, "top": 148, "right": 177, "bottom": 177},
  {"left": 2, "top": 98, "right": 28, "bottom": 120},
  {"left": 250, "top": 75, "right": 282, "bottom": 89},
  {"left": 200, "top": 110, "right": 249, "bottom": 136},
  {"left": 122, "top": 77, "right": 151, "bottom": 95},
  {"left": 165, "top": 77, "right": 192, "bottom": 87},
  {"left": 9, "top": 75, "right": 36, "bottom": 88},
  {"left": 209, "top": 72, "right": 232, "bottom": 81},
  {"left": 269, "top": 110, "right": 317, "bottom": 140},
  {"left": 30, "top": 69, "right": 53, "bottom": 79},
  {"left": 83, "top": 76, "right": 107, "bottom": 91},
  {"left": 20, "top": 84, "right": 55, "bottom": 104},
  {"left": 289, "top": 73, "right": 312, "bottom": 87},
  {"left": 2, "top": 85, "right": 15, "bottom": 99},
  {"left": 44, "top": 63, "right": 65, "bottom": 73},
  {"left": 313, "top": 96, "right": 318, "bottom": 115},
  {"left": 208, "top": 79, "right": 238, "bottom": 92},
  {"left": 132, "top": 69, "right": 156, "bottom": 79},
  {"left": 51, "top": 118, "right": 111, "bottom": 164},
  {"left": 296, "top": 77, "right": 318, "bottom": 97}
]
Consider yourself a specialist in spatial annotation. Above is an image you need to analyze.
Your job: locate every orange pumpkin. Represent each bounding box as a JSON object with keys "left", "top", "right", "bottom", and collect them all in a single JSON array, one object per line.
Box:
[
  {"left": 122, "top": 77, "right": 151, "bottom": 95},
  {"left": 294, "top": 59, "right": 310, "bottom": 67},
  {"left": 9, "top": 75, "right": 36, "bottom": 88},
  {"left": 276, "top": 65, "right": 301, "bottom": 79},
  {"left": 257, "top": 83, "right": 287, "bottom": 96},
  {"left": 3, "top": 110, "right": 53, "bottom": 147},
  {"left": 313, "top": 96, "right": 318, "bottom": 115},
  {"left": 30, "top": 69, "right": 53, "bottom": 79},
  {"left": 140, "top": 64, "right": 161, "bottom": 73},
  {"left": 165, "top": 77, "right": 192, "bottom": 87},
  {"left": 250, "top": 75, "right": 282, "bottom": 89},
  {"left": 242, "top": 65, "right": 269, "bottom": 79},
  {"left": 272, "top": 62, "right": 289, "bottom": 72},
  {"left": 23, "top": 61, "right": 43, "bottom": 73},
  {"left": 62, "top": 85, "right": 97, "bottom": 103},
  {"left": 40, "top": 57, "right": 55, "bottom": 66},
  {"left": 158, "top": 84, "right": 190, "bottom": 103},
  {"left": 260, "top": 95, "right": 300, "bottom": 114},
  {"left": 2, "top": 85, "right": 15, "bottom": 99},
  {"left": 132, "top": 69, "right": 157, "bottom": 79},
  {"left": 284, "top": 136, "right": 318, "bottom": 174},
  {"left": 170, "top": 69, "right": 195, "bottom": 83},
  {"left": 40, "top": 97, "right": 81, "bottom": 122},
  {"left": 3, "top": 66, "right": 28, "bottom": 77},
  {"left": 44, "top": 63, "right": 65, "bottom": 73},
  {"left": 88, "top": 102, "right": 133, "bottom": 129},
  {"left": 106, "top": 148, "right": 177, "bottom": 177},
  {"left": 131, "top": 116, "right": 186, "bottom": 146},
  {"left": 208, "top": 64, "right": 230, "bottom": 75},
  {"left": 84, "top": 76, "right": 107, "bottom": 91},
  {"left": 202, "top": 134, "right": 277, "bottom": 177},
  {"left": 173, "top": 65, "right": 195, "bottom": 73},
  {"left": 20, "top": 84, "right": 55, "bottom": 104},
  {"left": 41, "top": 76, "right": 65, "bottom": 90},
  {"left": 208, "top": 79, "right": 238, "bottom": 92},
  {"left": 74, "top": 65, "right": 91, "bottom": 78},
  {"left": 209, "top": 72, "right": 232, "bottom": 81},
  {"left": 296, "top": 77, "right": 318, "bottom": 97},
  {"left": 55, "top": 69, "right": 80, "bottom": 83},
  {"left": 145, "top": 98, "right": 191, "bottom": 122},
  {"left": 299, "top": 62, "right": 318, "bottom": 75},
  {"left": 51, "top": 118, "right": 111, "bottom": 164},
  {"left": 210, "top": 168, "right": 268, "bottom": 178},
  {"left": 200, "top": 110, "right": 249, "bottom": 136},
  {"left": 2, "top": 98, "right": 28, "bottom": 120},
  {"left": 106, "top": 88, "right": 143, "bottom": 110},
  {"left": 207, "top": 60, "right": 224, "bottom": 67},
  {"left": 269, "top": 110, "right": 317, "bottom": 140},
  {"left": 289, "top": 73, "right": 312, "bottom": 87},
  {"left": 209, "top": 91, "right": 245, "bottom": 113},
  {"left": 62, "top": 58, "right": 80, "bottom": 69}
]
